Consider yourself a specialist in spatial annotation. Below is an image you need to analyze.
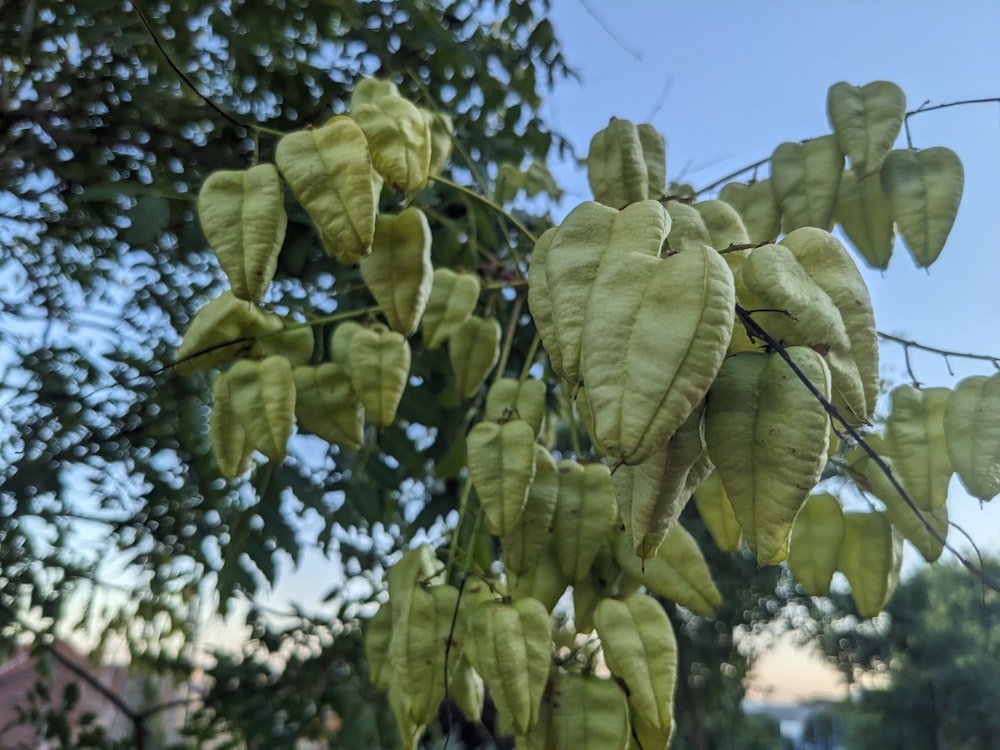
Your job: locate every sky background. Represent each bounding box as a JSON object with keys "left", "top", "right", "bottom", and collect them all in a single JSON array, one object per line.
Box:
[
  {"left": 534, "top": 0, "right": 1000, "bottom": 700},
  {"left": 211, "top": 0, "right": 1000, "bottom": 703}
]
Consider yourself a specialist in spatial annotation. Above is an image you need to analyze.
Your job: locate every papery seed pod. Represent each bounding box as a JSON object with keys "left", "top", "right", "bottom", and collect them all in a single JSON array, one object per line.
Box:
[
  {"left": 449, "top": 315, "right": 501, "bottom": 399},
  {"left": 197, "top": 163, "right": 287, "bottom": 303},
  {"left": 351, "top": 94, "right": 431, "bottom": 192},
  {"left": 770, "top": 135, "right": 844, "bottom": 231},
  {"left": 420, "top": 108, "right": 454, "bottom": 177},
  {"left": 628, "top": 705, "right": 674, "bottom": 750},
  {"left": 692, "top": 471, "right": 742, "bottom": 554},
  {"left": 611, "top": 403, "right": 712, "bottom": 559},
  {"left": 880, "top": 147, "right": 964, "bottom": 268},
  {"left": 422, "top": 268, "right": 481, "bottom": 350},
  {"left": 581, "top": 242, "right": 734, "bottom": 466},
  {"left": 550, "top": 672, "right": 630, "bottom": 750},
  {"left": 552, "top": 461, "right": 618, "bottom": 582},
  {"left": 468, "top": 596, "right": 551, "bottom": 737},
  {"left": 467, "top": 419, "right": 537, "bottom": 536},
  {"left": 693, "top": 199, "right": 750, "bottom": 252},
  {"left": 502, "top": 445, "right": 559, "bottom": 576},
  {"left": 838, "top": 511, "right": 903, "bottom": 618},
  {"left": 704, "top": 349, "right": 831, "bottom": 565},
  {"left": 780, "top": 227, "right": 879, "bottom": 424},
  {"left": 527, "top": 227, "right": 565, "bottom": 377},
  {"left": 664, "top": 201, "right": 712, "bottom": 251},
  {"left": 225, "top": 355, "right": 296, "bottom": 463},
  {"left": 638, "top": 123, "right": 667, "bottom": 199},
  {"left": 329, "top": 321, "right": 365, "bottom": 369},
  {"left": 612, "top": 523, "right": 722, "bottom": 616},
  {"left": 360, "top": 207, "right": 434, "bottom": 336},
  {"left": 885, "top": 385, "right": 953, "bottom": 510},
  {"left": 276, "top": 117, "right": 377, "bottom": 260},
  {"left": 209, "top": 372, "right": 254, "bottom": 478},
  {"left": 835, "top": 169, "right": 895, "bottom": 269},
  {"left": 827, "top": 80, "right": 906, "bottom": 177},
  {"left": 587, "top": 117, "right": 654, "bottom": 208},
  {"left": 176, "top": 291, "right": 270, "bottom": 375},
  {"left": 485, "top": 377, "right": 547, "bottom": 436},
  {"left": 594, "top": 593, "right": 677, "bottom": 732},
  {"left": 944, "top": 373, "right": 1000, "bottom": 500},
  {"left": 347, "top": 324, "right": 411, "bottom": 427},
  {"left": 364, "top": 601, "right": 395, "bottom": 690},
  {"left": 249, "top": 312, "right": 314, "bottom": 365},
  {"left": 292, "top": 363, "right": 365, "bottom": 450},
  {"left": 350, "top": 77, "right": 401, "bottom": 108},
  {"left": 449, "top": 656, "right": 485, "bottom": 723},
  {"left": 788, "top": 493, "right": 845, "bottom": 596},
  {"left": 718, "top": 179, "right": 782, "bottom": 244},
  {"left": 508, "top": 535, "right": 571, "bottom": 612}
]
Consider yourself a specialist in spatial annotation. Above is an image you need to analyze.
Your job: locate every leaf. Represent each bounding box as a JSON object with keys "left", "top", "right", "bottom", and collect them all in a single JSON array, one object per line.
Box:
[
  {"left": 827, "top": 81, "right": 906, "bottom": 177},
  {"left": 880, "top": 147, "right": 964, "bottom": 268},
  {"left": 124, "top": 194, "right": 170, "bottom": 245}
]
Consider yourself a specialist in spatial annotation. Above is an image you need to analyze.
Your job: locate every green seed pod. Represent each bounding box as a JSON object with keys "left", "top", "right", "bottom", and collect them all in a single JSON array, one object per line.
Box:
[
  {"left": 835, "top": 169, "right": 895, "bottom": 269},
  {"left": 420, "top": 108, "right": 454, "bottom": 177},
  {"left": 664, "top": 201, "right": 712, "bottom": 252},
  {"left": 329, "top": 320, "right": 365, "bottom": 369},
  {"left": 224, "top": 355, "right": 296, "bottom": 463},
  {"left": 249, "top": 312, "right": 314, "bottom": 365},
  {"left": 692, "top": 472, "right": 742, "bottom": 554},
  {"left": 552, "top": 461, "right": 619, "bottom": 582},
  {"left": 612, "top": 524, "right": 722, "bottom": 616},
  {"left": 770, "top": 135, "right": 844, "bottom": 231},
  {"left": 508, "top": 535, "right": 571, "bottom": 612},
  {"left": 704, "top": 349, "right": 831, "bottom": 566},
  {"left": 787, "top": 493, "right": 845, "bottom": 596},
  {"left": 347, "top": 324, "right": 411, "bottom": 427},
  {"left": 468, "top": 596, "right": 552, "bottom": 737},
  {"left": 275, "top": 117, "right": 377, "bottom": 261},
  {"left": 827, "top": 80, "right": 905, "bottom": 177},
  {"left": 449, "top": 315, "right": 501, "bottom": 399},
  {"left": 449, "top": 656, "right": 484, "bottom": 723},
  {"left": 944, "top": 373, "right": 1000, "bottom": 500},
  {"left": 581, "top": 242, "right": 734, "bottom": 466},
  {"left": 718, "top": 179, "right": 782, "bottom": 244},
  {"left": 838, "top": 511, "right": 903, "bottom": 618},
  {"left": 422, "top": 268, "right": 481, "bottom": 350},
  {"left": 485, "top": 377, "right": 547, "bottom": 436},
  {"left": 349, "top": 77, "right": 401, "bottom": 108},
  {"left": 292, "top": 363, "right": 365, "bottom": 450},
  {"left": 638, "top": 123, "right": 667, "bottom": 200},
  {"left": 594, "top": 593, "right": 677, "bottom": 733},
  {"left": 885, "top": 385, "right": 953, "bottom": 510},
  {"left": 176, "top": 291, "right": 271, "bottom": 375},
  {"left": 364, "top": 602, "right": 395, "bottom": 690},
  {"left": 880, "top": 147, "right": 964, "bottom": 268},
  {"left": 209, "top": 371, "right": 254, "bottom": 479},
  {"left": 467, "top": 419, "right": 537, "bottom": 536},
  {"left": 527, "top": 227, "right": 565, "bottom": 377},
  {"left": 360, "top": 207, "right": 434, "bottom": 336},
  {"left": 587, "top": 117, "right": 655, "bottom": 208},
  {"left": 502, "top": 445, "right": 560, "bottom": 576},
  {"left": 352, "top": 94, "right": 432, "bottom": 192},
  {"left": 693, "top": 199, "right": 750, "bottom": 252},
  {"left": 550, "top": 673, "right": 630, "bottom": 750},
  {"left": 197, "top": 163, "right": 287, "bottom": 303}
]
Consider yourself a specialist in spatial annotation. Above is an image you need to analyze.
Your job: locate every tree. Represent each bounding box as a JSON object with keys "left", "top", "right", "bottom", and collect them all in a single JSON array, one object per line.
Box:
[
  {"left": 822, "top": 561, "right": 1000, "bottom": 750},
  {"left": 3, "top": 3, "right": 999, "bottom": 749}
]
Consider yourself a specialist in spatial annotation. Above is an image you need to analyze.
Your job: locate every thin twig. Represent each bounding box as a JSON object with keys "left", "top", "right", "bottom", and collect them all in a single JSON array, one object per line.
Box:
[
  {"left": 735, "top": 305, "right": 1000, "bottom": 595},
  {"left": 877, "top": 332, "right": 1000, "bottom": 369}
]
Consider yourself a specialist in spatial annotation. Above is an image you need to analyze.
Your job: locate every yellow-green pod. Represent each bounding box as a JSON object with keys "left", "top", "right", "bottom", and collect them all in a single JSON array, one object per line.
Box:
[
  {"left": 692, "top": 472, "right": 742, "bottom": 554},
  {"left": 787, "top": 493, "right": 845, "bottom": 596},
  {"left": 838, "top": 511, "right": 903, "bottom": 618},
  {"left": 611, "top": 403, "right": 712, "bottom": 559},
  {"left": 885, "top": 385, "right": 953, "bottom": 510},
  {"left": 176, "top": 291, "right": 270, "bottom": 375},
  {"left": 944, "top": 373, "right": 1000, "bottom": 500},
  {"left": 197, "top": 163, "right": 287, "bottom": 303},
  {"left": 826, "top": 80, "right": 905, "bottom": 178},
  {"left": 572, "top": 568, "right": 602, "bottom": 633},
  {"left": 835, "top": 169, "right": 895, "bottom": 270},
  {"left": 249, "top": 312, "right": 314, "bottom": 365},
  {"left": 449, "top": 315, "right": 501, "bottom": 399},
  {"left": 552, "top": 461, "right": 618, "bottom": 582},
  {"left": 364, "top": 602, "right": 395, "bottom": 690},
  {"left": 704, "top": 349, "right": 831, "bottom": 566},
  {"left": 485, "top": 377, "right": 547, "bottom": 436},
  {"left": 526, "top": 227, "right": 565, "bottom": 378},
  {"left": 467, "top": 419, "right": 537, "bottom": 537},
  {"left": 628, "top": 705, "right": 674, "bottom": 750},
  {"left": 502, "top": 445, "right": 559, "bottom": 576},
  {"left": 638, "top": 123, "right": 667, "bottom": 200},
  {"left": 664, "top": 201, "right": 712, "bottom": 252},
  {"left": 422, "top": 268, "right": 481, "bottom": 350},
  {"left": 449, "top": 656, "right": 485, "bottom": 723},
  {"left": 612, "top": 524, "right": 722, "bottom": 616},
  {"left": 468, "top": 597, "right": 551, "bottom": 737},
  {"left": 350, "top": 77, "right": 401, "bottom": 108},
  {"left": 581, "top": 243, "right": 734, "bottom": 466},
  {"left": 225, "top": 355, "right": 296, "bottom": 463},
  {"left": 880, "top": 147, "right": 964, "bottom": 268},
  {"left": 545, "top": 199, "right": 670, "bottom": 388},
  {"left": 594, "top": 593, "right": 677, "bottom": 733},
  {"left": 770, "top": 135, "right": 844, "bottom": 231},
  {"left": 420, "top": 108, "right": 454, "bottom": 177},
  {"left": 347, "top": 324, "right": 411, "bottom": 427},
  {"left": 693, "top": 199, "right": 750, "bottom": 252},
  {"left": 718, "top": 180, "right": 782, "bottom": 244},
  {"left": 508, "top": 535, "right": 571, "bottom": 612},
  {"left": 209, "top": 371, "right": 254, "bottom": 479},
  {"left": 329, "top": 320, "right": 365, "bottom": 369},
  {"left": 351, "top": 94, "right": 431, "bottom": 192},
  {"left": 360, "top": 207, "right": 433, "bottom": 336},
  {"left": 587, "top": 117, "right": 653, "bottom": 208},
  {"left": 292, "top": 363, "right": 365, "bottom": 450},
  {"left": 275, "top": 117, "right": 377, "bottom": 260},
  {"left": 551, "top": 673, "right": 630, "bottom": 750}
]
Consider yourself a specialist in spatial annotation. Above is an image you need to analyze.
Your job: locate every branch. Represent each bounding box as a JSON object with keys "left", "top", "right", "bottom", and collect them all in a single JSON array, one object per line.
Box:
[
  {"left": 877, "top": 332, "right": 1000, "bottom": 378},
  {"left": 735, "top": 305, "right": 1000, "bottom": 595}
]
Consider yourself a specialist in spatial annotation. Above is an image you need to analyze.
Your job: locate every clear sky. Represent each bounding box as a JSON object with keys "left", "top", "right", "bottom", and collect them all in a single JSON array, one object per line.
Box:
[{"left": 538, "top": 0, "right": 1000, "bottom": 700}]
